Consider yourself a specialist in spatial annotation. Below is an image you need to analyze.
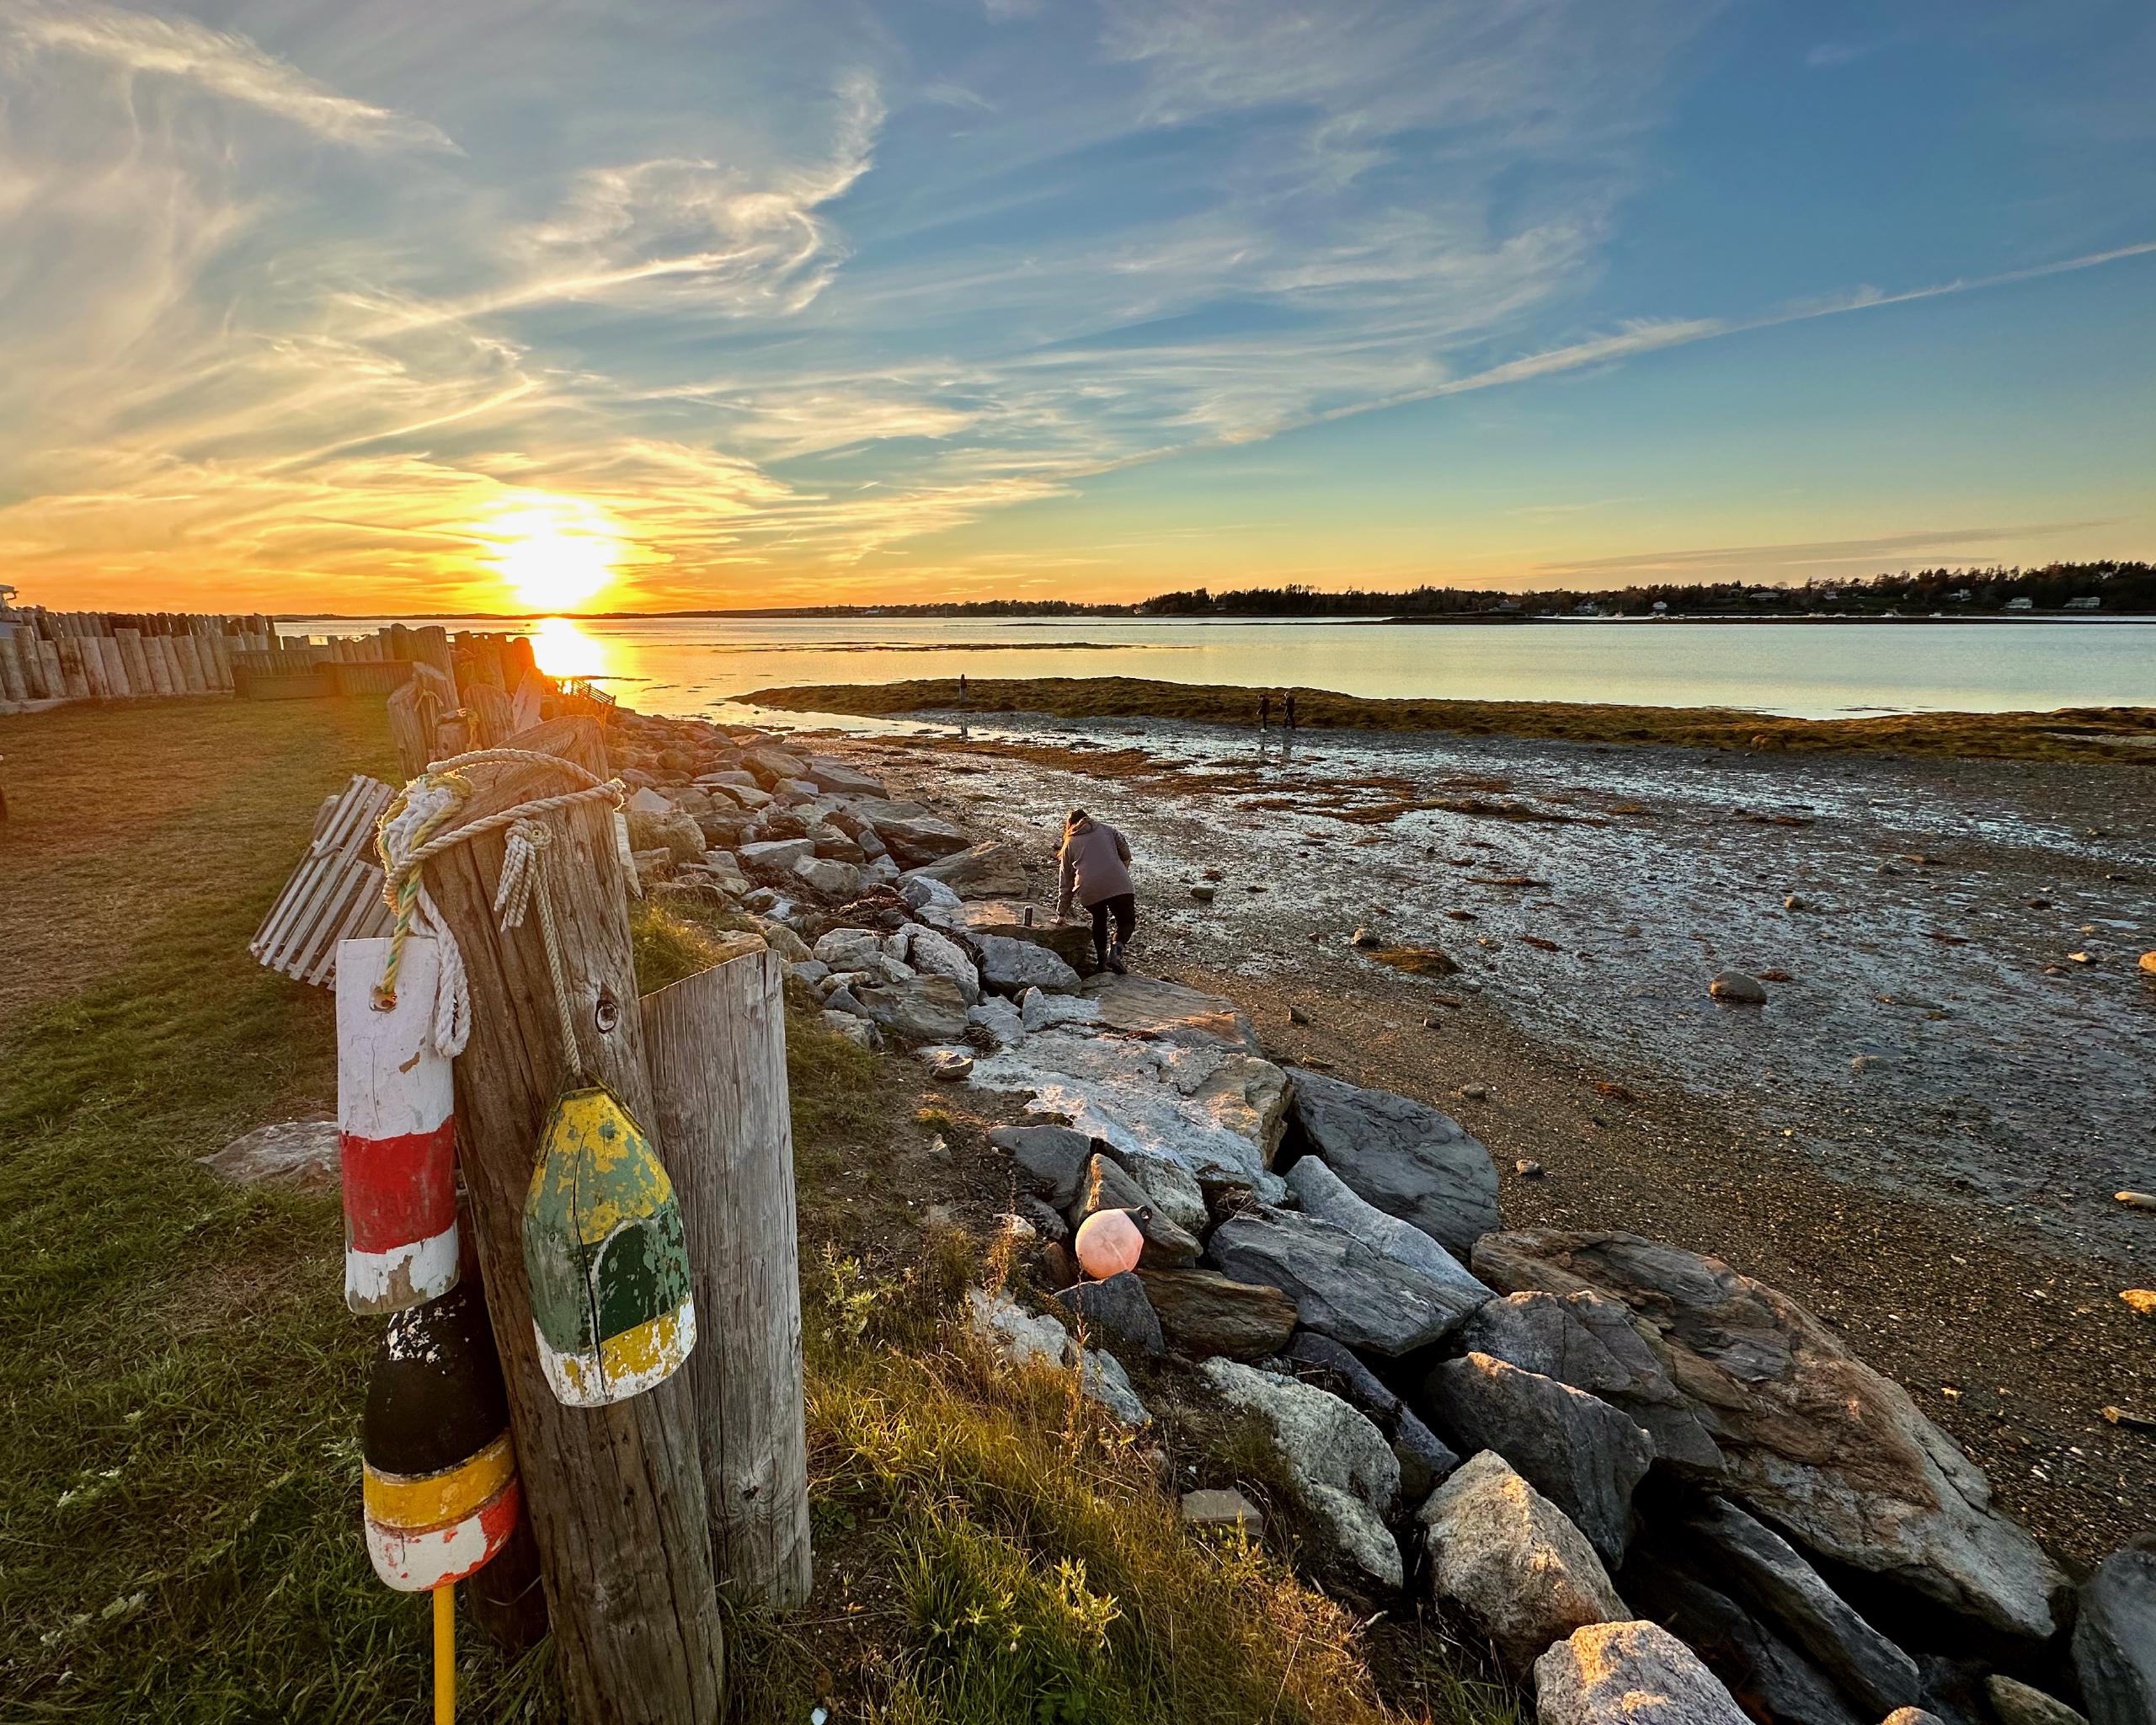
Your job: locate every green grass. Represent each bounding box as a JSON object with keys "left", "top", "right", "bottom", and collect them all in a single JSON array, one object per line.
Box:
[
  {"left": 745, "top": 675, "right": 2156, "bottom": 764},
  {"left": 0, "top": 698, "right": 560, "bottom": 1719},
  {"left": 1, "top": 699, "right": 1518, "bottom": 1722}
]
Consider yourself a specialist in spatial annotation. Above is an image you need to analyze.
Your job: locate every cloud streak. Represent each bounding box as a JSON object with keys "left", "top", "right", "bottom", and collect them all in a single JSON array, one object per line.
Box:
[{"left": 3, "top": 2, "right": 455, "bottom": 151}]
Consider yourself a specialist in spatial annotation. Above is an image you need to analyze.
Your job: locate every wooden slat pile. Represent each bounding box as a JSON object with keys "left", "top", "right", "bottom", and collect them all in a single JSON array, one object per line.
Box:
[{"left": 250, "top": 774, "right": 397, "bottom": 988}]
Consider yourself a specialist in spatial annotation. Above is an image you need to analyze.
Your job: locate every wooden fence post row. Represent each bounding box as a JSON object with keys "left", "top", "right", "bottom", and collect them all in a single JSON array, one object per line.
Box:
[
  {"left": 0, "top": 607, "right": 562, "bottom": 713},
  {"left": 0, "top": 606, "right": 253, "bottom": 705}
]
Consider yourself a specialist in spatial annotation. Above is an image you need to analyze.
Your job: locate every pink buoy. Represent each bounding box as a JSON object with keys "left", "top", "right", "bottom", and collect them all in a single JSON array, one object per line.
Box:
[{"left": 1074, "top": 1207, "right": 1145, "bottom": 1279}]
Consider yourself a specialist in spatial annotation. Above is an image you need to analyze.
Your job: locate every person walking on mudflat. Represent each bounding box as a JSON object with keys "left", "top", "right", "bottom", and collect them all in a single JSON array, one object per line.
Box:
[{"left": 1055, "top": 808, "right": 1137, "bottom": 974}]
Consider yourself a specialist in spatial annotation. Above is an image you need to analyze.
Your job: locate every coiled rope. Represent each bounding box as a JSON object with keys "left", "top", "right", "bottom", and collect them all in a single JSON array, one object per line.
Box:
[{"left": 372, "top": 748, "right": 626, "bottom": 1061}]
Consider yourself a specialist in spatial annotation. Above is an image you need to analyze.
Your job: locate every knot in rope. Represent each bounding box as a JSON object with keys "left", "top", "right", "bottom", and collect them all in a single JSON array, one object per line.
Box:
[
  {"left": 368, "top": 747, "right": 624, "bottom": 1067},
  {"left": 491, "top": 817, "right": 553, "bottom": 932}
]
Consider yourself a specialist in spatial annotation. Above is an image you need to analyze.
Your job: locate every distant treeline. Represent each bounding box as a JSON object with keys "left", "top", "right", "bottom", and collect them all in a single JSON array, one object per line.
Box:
[{"left": 851, "top": 561, "right": 2152, "bottom": 618}]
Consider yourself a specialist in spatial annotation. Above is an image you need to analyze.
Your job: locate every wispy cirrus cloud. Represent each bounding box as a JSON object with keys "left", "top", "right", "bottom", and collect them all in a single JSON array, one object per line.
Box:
[{"left": 2, "top": 1, "right": 455, "bottom": 151}]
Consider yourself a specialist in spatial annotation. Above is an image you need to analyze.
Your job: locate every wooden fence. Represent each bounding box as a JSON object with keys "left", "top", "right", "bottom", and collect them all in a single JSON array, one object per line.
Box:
[{"left": 0, "top": 608, "right": 544, "bottom": 716}]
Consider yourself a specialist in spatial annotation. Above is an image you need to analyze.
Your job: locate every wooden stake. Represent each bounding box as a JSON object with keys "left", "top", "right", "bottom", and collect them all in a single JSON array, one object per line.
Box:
[
  {"left": 421, "top": 718, "right": 725, "bottom": 1724},
  {"left": 642, "top": 948, "right": 812, "bottom": 1607}
]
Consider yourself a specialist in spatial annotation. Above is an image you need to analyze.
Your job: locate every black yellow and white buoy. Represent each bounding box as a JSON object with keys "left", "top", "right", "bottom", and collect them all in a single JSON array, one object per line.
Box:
[{"left": 362, "top": 1279, "right": 521, "bottom": 1721}]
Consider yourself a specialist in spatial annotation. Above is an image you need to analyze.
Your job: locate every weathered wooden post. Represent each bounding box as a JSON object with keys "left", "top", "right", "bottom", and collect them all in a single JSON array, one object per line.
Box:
[
  {"left": 642, "top": 948, "right": 812, "bottom": 1607},
  {"left": 387, "top": 671, "right": 452, "bottom": 781},
  {"left": 421, "top": 718, "right": 725, "bottom": 1723}
]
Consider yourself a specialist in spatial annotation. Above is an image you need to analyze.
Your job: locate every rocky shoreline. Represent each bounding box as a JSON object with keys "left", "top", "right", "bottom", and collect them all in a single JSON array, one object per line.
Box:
[{"left": 600, "top": 702, "right": 2152, "bottom": 1725}]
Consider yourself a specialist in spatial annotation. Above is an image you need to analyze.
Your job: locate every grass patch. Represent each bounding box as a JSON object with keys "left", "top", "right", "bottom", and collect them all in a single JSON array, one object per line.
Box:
[
  {"left": 628, "top": 896, "right": 764, "bottom": 991},
  {"left": 0, "top": 697, "right": 563, "bottom": 1720},
  {"left": 746, "top": 676, "right": 2156, "bottom": 765},
  {"left": 730, "top": 1258, "right": 1518, "bottom": 1725}
]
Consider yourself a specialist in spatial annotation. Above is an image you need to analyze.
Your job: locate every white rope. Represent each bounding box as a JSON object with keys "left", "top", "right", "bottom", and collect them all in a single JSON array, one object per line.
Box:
[
  {"left": 374, "top": 748, "right": 626, "bottom": 1062},
  {"left": 491, "top": 817, "right": 586, "bottom": 1079}
]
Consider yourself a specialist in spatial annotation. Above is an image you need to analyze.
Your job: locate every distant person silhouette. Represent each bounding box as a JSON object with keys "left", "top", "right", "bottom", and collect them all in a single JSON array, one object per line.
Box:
[
  {"left": 1284, "top": 691, "right": 1298, "bottom": 731},
  {"left": 1257, "top": 692, "right": 1270, "bottom": 730}
]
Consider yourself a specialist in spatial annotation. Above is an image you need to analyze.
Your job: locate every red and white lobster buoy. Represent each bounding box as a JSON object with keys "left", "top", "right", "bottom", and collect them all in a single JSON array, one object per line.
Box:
[{"left": 338, "top": 934, "right": 459, "bottom": 1314}]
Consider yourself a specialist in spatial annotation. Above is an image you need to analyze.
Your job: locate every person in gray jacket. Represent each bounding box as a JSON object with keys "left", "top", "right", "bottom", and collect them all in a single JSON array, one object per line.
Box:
[{"left": 1054, "top": 808, "right": 1136, "bottom": 974}]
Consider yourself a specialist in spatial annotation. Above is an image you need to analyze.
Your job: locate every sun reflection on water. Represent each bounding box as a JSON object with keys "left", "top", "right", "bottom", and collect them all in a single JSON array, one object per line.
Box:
[{"left": 528, "top": 615, "right": 611, "bottom": 681}]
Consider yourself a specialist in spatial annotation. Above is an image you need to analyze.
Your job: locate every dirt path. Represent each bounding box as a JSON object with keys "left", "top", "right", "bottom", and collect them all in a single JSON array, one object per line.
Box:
[{"left": 802, "top": 715, "right": 2156, "bottom": 1572}]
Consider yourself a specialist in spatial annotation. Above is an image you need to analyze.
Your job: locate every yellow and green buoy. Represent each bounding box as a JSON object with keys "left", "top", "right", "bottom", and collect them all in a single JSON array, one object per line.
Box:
[{"left": 524, "top": 1085, "right": 697, "bottom": 1407}]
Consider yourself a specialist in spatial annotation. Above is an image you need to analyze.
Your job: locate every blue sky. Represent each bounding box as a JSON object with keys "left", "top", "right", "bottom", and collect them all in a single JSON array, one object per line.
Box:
[{"left": 1, "top": 0, "right": 2150, "bottom": 610}]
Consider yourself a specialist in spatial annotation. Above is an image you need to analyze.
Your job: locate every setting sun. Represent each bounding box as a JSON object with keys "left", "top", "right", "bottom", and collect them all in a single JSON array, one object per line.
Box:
[{"left": 483, "top": 497, "right": 623, "bottom": 611}]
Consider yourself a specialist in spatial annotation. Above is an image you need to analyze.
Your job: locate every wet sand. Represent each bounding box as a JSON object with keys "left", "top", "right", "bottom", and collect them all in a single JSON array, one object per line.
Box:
[{"left": 795, "top": 708, "right": 2156, "bottom": 1570}]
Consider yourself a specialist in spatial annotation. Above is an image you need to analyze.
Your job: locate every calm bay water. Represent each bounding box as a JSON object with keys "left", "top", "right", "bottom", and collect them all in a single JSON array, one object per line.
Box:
[{"left": 285, "top": 615, "right": 2154, "bottom": 723}]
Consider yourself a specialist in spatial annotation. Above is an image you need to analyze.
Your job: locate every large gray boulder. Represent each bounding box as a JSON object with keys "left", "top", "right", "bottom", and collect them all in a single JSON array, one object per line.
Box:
[
  {"left": 1209, "top": 1205, "right": 1485, "bottom": 1355},
  {"left": 627, "top": 808, "right": 707, "bottom": 866},
  {"left": 792, "top": 854, "right": 860, "bottom": 896},
  {"left": 1622, "top": 1559, "right": 1868, "bottom": 1725},
  {"left": 1136, "top": 1267, "right": 1297, "bottom": 1359},
  {"left": 1458, "top": 1290, "right": 1723, "bottom": 1473},
  {"left": 853, "top": 975, "right": 971, "bottom": 1044},
  {"left": 902, "top": 841, "right": 1029, "bottom": 900},
  {"left": 2073, "top": 1547, "right": 2156, "bottom": 1725},
  {"left": 1472, "top": 1230, "right": 2065, "bottom": 1638},
  {"left": 967, "top": 996, "right": 1025, "bottom": 1049},
  {"left": 1682, "top": 1498, "right": 1920, "bottom": 1717},
  {"left": 1116, "top": 1150, "right": 1209, "bottom": 1236},
  {"left": 1055, "top": 1272, "right": 1163, "bottom": 1354},
  {"left": 739, "top": 836, "right": 816, "bottom": 878},
  {"left": 740, "top": 744, "right": 809, "bottom": 787},
  {"left": 1198, "top": 1358, "right": 1402, "bottom": 1589},
  {"left": 990, "top": 1123, "right": 1094, "bottom": 1208},
  {"left": 1535, "top": 1621, "right": 1752, "bottom": 1725},
  {"left": 848, "top": 798, "right": 972, "bottom": 867},
  {"left": 922, "top": 898, "right": 1097, "bottom": 975},
  {"left": 1284, "top": 1154, "right": 1492, "bottom": 1311},
  {"left": 894, "top": 925, "right": 981, "bottom": 1006},
  {"left": 1283, "top": 1068, "right": 1499, "bottom": 1256},
  {"left": 804, "top": 756, "right": 888, "bottom": 798},
  {"left": 1422, "top": 1352, "right": 1652, "bottom": 1565},
  {"left": 1419, "top": 1450, "right": 1627, "bottom": 1680},
  {"left": 813, "top": 927, "right": 887, "bottom": 971},
  {"left": 964, "top": 1288, "right": 1150, "bottom": 1426},
  {"left": 1080, "top": 970, "right": 1262, "bottom": 1052},
  {"left": 1283, "top": 1332, "right": 1460, "bottom": 1501},
  {"left": 1984, "top": 1678, "right": 2088, "bottom": 1725},
  {"left": 969, "top": 1028, "right": 1293, "bottom": 1192},
  {"left": 899, "top": 873, "right": 962, "bottom": 911},
  {"left": 977, "top": 933, "right": 1082, "bottom": 998}
]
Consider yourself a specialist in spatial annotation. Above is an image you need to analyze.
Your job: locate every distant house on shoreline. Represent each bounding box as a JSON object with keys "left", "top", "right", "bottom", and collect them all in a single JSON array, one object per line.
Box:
[
  {"left": 2063, "top": 595, "right": 2101, "bottom": 611},
  {"left": 2005, "top": 595, "right": 2034, "bottom": 611}
]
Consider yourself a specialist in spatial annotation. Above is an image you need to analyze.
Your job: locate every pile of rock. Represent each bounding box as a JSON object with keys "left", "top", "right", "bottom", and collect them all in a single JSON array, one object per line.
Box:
[
  {"left": 966, "top": 1017, "right": 2137, "bottom": 1724},
  {"left": 607, "top": 713, "right": 2143, "bottom": 1725}
]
